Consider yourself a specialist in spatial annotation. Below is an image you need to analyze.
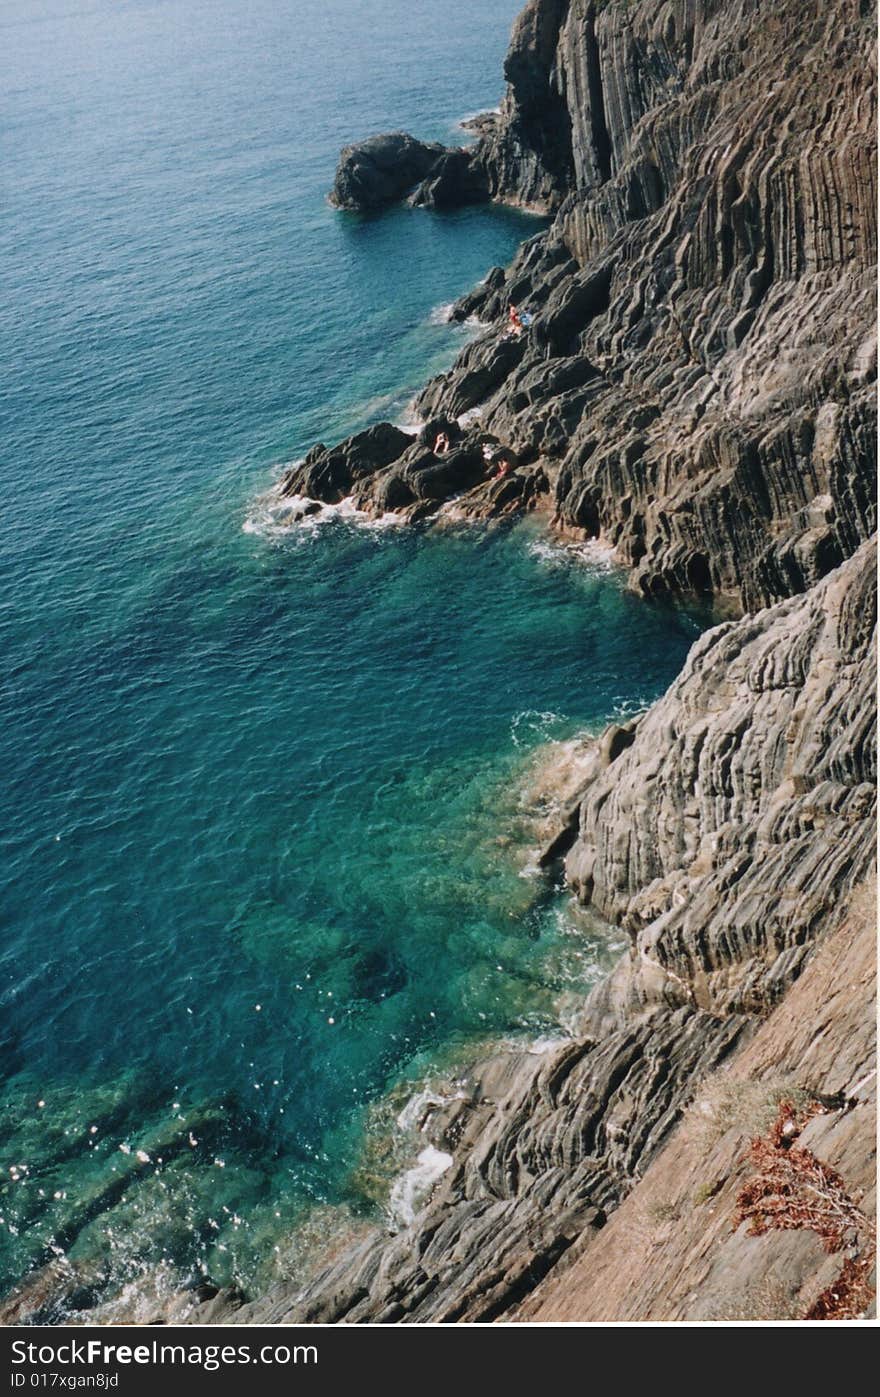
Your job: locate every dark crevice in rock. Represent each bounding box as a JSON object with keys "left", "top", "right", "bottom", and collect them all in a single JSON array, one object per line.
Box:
[{"left": 585, "top": 4, "right": 613, "bottom": 184}]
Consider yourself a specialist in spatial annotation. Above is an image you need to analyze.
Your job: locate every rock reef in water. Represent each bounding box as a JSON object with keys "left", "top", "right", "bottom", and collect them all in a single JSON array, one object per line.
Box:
[{"left": 329, "top": 132, "right": 449, "bottom": 211}]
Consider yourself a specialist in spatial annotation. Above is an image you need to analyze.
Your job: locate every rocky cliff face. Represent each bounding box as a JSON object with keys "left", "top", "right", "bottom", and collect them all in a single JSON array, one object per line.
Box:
[
  {"left": 565, "top": 538, "right": 876, "bottom": 1019},
  {"left": 474, "top": 0, "right": 877, "bottom": 611},
  {"left": 236, "top": 0, "right": 875, "bottom": 1326},
  {"left": 315, "top": 0, "right": 876, "bottom": 615},
  {"left": 8, "top": 0, "right": 869, "bottom": 1327}
]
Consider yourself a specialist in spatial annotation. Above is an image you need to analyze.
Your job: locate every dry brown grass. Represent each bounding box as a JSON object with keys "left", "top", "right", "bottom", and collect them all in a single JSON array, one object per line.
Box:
[{"left": 686, "top": 1074, "right": 814, "bottom": 1153}]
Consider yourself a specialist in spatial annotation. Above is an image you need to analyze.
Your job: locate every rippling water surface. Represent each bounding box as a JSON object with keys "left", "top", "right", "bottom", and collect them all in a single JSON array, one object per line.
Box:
[{"left": 0, "top": 0, "right": 701, "bottom": 1308}]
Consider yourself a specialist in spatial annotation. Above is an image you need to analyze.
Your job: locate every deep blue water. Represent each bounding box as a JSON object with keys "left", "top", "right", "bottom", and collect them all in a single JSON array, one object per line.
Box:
[{"left": 0, "top": 0, "right": 700, "bottom": 1308}]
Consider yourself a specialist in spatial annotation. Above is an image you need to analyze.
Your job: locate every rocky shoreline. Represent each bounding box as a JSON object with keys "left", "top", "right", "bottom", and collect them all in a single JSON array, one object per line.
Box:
[
  {"left": 6, "top": 0, "right": 874, "bottom": 1324},
  {"left": 289, "top": 0, "right": 877, "bottom": 612},
  {"left": 180, "top": 0, "right": 874, "bottom": 1325},
  {"left": 176, "top": 542, "right": 873, "bottom": 1325}
]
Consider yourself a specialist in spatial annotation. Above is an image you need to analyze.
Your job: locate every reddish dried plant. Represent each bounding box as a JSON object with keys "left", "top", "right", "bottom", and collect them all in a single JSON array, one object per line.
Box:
[
  {"left": 804, "top": 1256, "right": 876, "bottom": 1321},
  {"left": 733, "top": 1099, "right": 876, "bottom": 1321}
]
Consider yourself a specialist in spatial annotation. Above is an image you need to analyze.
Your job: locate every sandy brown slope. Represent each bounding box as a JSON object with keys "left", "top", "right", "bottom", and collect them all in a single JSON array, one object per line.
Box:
[{"left": 515, "top": 884, "right": 876, "bottom": 1322}]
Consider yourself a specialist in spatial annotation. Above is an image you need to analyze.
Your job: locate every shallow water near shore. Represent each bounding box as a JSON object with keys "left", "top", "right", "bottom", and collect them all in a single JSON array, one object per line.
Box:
[{"left": 1, "top": 0, "right": 702, "bottom": 1310}]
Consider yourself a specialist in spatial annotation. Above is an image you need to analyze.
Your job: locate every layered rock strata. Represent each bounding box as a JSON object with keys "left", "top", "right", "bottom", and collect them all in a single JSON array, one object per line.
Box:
[
  {"left": 515, "top": 885, "right": 876, "bottom": 1322},
  {"left": 565, "top": 539, "right": 877, "bottom": 1021},
  {"left": 311, "top": 0, "right": 875, "bottom": 615},
  {"left": 9, "top": 0, "right": 873, "bottom": 1326},
  {"left": 193, "top": 0, "right": 876, "bottom": 1326},
  {"left": 171, "top": 541, "right": 874, "bottom": 1326}
]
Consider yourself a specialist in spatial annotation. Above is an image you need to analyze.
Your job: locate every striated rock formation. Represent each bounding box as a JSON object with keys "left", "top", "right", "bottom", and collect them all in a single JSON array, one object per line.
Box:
[
  {"left": 171, "top": 540, "right": 874, "bottom": 1326},
  {"left": 17, "top": 0, "right": 869, "bottom": 1327},
  {"left": 474, "top": 0, "right": 579, "bottom": 210},
  {"left": 188, "top": 1011, "right": 749, "bottom": 1324},
  {"left": 515, "top": 885, "right": 876, "bottom": 1322},
  {"left": 565, "top": 539, "right": 877, "bottom": 1019},
  {"left": 316, "top": 0, "right": 875, "bottom": 615},
  {"left": 189, "top": 0, "right": 875, "bottom": 1327}
]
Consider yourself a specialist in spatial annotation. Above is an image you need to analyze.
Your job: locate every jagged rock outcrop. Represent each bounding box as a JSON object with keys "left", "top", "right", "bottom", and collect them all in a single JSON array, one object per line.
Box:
[
  {"left": 330, "top": 132, "right": 448, "bottom": 211},
  {"left": 279, "top": 421, "right": 413, "bottom": 501},
  {"left": 280, "top": 410, "right": 551, "bottom": 522},
  {"left": 315, "top": 0, "right": 875, "bottom": 615},
  {"left": 473, "top": 0, "right": 578, "bottom": 209},
  {"left": 566, "top": 539, "right": 876, "bottom": 1018},
  {"left": 410, "top": 148, "right": 491, "bottom": 209},
  {"left": 331, "top": 132, "right": 496, "bottom": 213}
]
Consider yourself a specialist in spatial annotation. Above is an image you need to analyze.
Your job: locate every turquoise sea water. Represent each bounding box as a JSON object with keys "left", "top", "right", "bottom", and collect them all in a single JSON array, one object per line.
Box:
[{"left": 0, "top": 0, "right": 701, "bottom": 1310}]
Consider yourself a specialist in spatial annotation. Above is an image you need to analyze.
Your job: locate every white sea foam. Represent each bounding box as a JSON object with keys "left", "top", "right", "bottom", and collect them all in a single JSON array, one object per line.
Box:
[
  {"left": 243, "top": 483, "right": 367, "bottom": 538},
  {"left": 529, "top": 1035, "right": 569, "bottom": 1055},
  {"left": 396, "top": 1087, "right": 451, "bottom": 1134},
  {"left": 244, "top": 484, "right": 416, "bottom": 540},
  {"left": 427, "top": 304, "right": 483, "bottom": 342},
  {"left": 388, "top": 1146, "right": 453, "bottom": 1227},
  {"left": 394, "top": 400, "right": 424, "bottom": 432},
  {"left": 511, "top": 709, "right": 565, "bottom": 748},
  {"left": 518, "top": 850, "right": 543, "bottom": 880},
  {"left": 367, "top": 509, "right": 409, "bottom": 530},
  {"left": 527, "top": 534, "right": 618, "bottom": 572},
  {"left": 608, "top": 696, "right": 649, "bottom": 724},
  {"left": 453, "top": 107, "right": 501, "bottom": 137},
  {"left": 428, "top": 302, "right": 455, "bottom": 326}
]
